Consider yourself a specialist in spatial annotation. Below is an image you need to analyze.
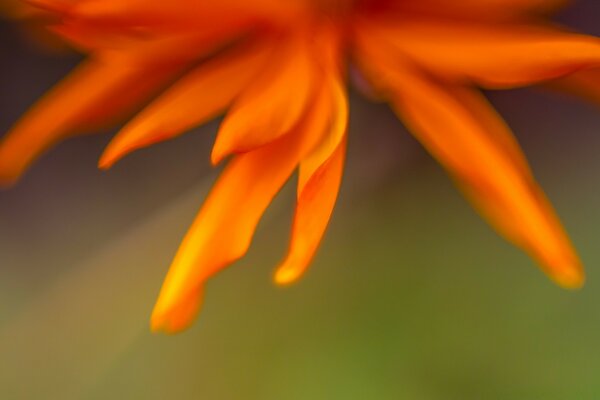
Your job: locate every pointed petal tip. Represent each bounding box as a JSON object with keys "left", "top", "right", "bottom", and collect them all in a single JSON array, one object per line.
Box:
[
  {"left": 98, "top": 140, "right": 134, "bottom": 170},
  {"left": 99, "top": 123, "right": 165, "bottom": 170},
  {"left": 149, "top": 317, "right": 188, "bottom": 335},
  {"left": 551, "top": 264, "right": 585, "bottom": 290},
  {"left": 273, "top": 262, "right": 303, "bottom": 286},
  {"left": 0, "top": 174, "right": 18, "bottom": 189},
  {"left": 97, "top": 153, "right": 115, "bottom": 170},
  {"left": 0, "top": 154, "right": 23, "bottom": 188},
  {"left": 98, "top": 140, "right": 130, "bottom": 170},
  {"left": 149, "top": 309, "right": 195, "bottom": 335},
  {"left": 209, "top": 143, "right": 228, "bottom": 166},
  {"left": 0, "top": 144, "right": 26, "bottom": 189},
  {"left": 150, "top": 288, "right": 203, "bottom": 334}
]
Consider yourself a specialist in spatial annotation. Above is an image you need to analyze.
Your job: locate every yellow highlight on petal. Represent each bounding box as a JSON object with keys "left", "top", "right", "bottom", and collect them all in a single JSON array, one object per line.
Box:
[
  {"left": 274, "top": 260, "right": 305, "bottom": 286},
  {"left": 2, "top": 0, "right": 599, "bottom": 335},
  {"left": 553, "top": 266, "right": 585, "bottom": 290},
  {"left": 151, "top": 289, "right": 204, "bottom": 334}
]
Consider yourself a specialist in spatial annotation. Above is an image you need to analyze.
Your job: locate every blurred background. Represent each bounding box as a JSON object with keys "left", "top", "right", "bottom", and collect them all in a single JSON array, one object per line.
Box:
[{"left": 1, "top": 1, "right": 600, "bottom": 399}]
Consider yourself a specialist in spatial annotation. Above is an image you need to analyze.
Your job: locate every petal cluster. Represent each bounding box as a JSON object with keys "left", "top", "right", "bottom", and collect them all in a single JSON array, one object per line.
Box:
[{"left": 1, "top": 0, "right": 599, "bottom": 333}]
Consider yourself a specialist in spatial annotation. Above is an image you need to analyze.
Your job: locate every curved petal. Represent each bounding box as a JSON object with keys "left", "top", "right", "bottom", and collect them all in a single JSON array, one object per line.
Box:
[
  {"left": 99, "top": 39, "right": 273, "bottom": 168},
  {"left": 357, "top": 44, "right": 584, "bottom": 288},
  {"left": 151, "top": 84, "right": 332, "bottom": 334},
  {"left": 274, "top": 137, "right": 346, "bottom": 285},
  {"left": 298, "top": 75, "right": 349, "bottom": 193},
  {"left": 211, "top": 32, "right": 318, "bottom": 164},
  {"left": 0, "top": 57, "right": 183, "bottom": 186},
  {"left": 355, "top": 18, "right": 600, "bottom": 88},
  {"left": 274, "top": 72, "right": 348, "bottom": 285}
]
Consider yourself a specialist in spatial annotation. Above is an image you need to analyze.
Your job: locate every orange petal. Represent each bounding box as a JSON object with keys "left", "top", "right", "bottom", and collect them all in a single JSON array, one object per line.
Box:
[
  {"left": 274, "top": 137, "right": 346, "bottom": 285},
  {"left": 549, "top": 67, "right": 600, "bottom": 106},
  {"left": 211, "top": 32, "right": 318, "bottom": 165},
  {"left": 151, "top": 85, "right": 332, "bottom": 334},
  {"left": 356, "top": 18, "right": 600, "bottom": 88},
  {"left": 357, "top": 42, "right": 583, "bottom": 287},
  {"left": 395, "top": 72, "right": 583, "bottom": 288},
  {"left": 99, "top": 39, "right": 273, "bottom": 168},
  {"left": 397, "top": 0, "right": 568, "bottom": 20},
  {"left": 0, "top": 57, "right": 182, "bottom": 186},
  {"left": 274, "top": 72, "right": 348, "bottom": 285},
  {"left": 298, "top": 74, "right": 349, "bottom": 194},
  {"left": 66, "top": 0, "right": 304, "bottom": 31},
  {"left": 52, "top": 15, "right": 254, "bottom": 60},
  {"left": 37, "top": 0, "right": 257, "bottom": 58}
]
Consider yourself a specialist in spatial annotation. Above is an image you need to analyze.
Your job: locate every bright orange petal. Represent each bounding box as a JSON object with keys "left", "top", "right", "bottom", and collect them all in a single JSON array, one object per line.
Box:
[
  {"left": 399, "top": 76, "right": 583, "bottom": 288},
  {"left": 357, "top": 43, "right": 583, "bottom": 287},
  {"left": 274, "top": 137, "right": 346, "bottom": 285},
  {"left": 450, "top": 85, "right": 533, "bottom": 179},
  {"left": 298, "top": 75, "right": 349, "bottom": 193},
  {"left": 151, "top": 85, "right": 332, "bottom": 334},
  {"left": 274, "top": 72, "right": 348, "bottom": 285},
  {"left": 0, "top": 57, "right": 182, "bottom": 185},
  {"left": 99, "top": 39, "right": 273, "bottom": 168},
  {"left": 211, "top": 32, "right": 318, "bottom": 164},
  {"left": 64, "top": 0, "right": 305, "bottom": 32},
  {"left": 356, "top": 18, "right": 600, "bottom": 88},
  {"left": 52, "top": 15, "right": 255, "bottom": 58}
]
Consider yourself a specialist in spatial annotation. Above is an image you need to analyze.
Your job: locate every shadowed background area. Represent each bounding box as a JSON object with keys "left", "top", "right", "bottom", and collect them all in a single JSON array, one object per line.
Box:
[{"left": 1, "top": 1, "right": 600, "bottom": 399}]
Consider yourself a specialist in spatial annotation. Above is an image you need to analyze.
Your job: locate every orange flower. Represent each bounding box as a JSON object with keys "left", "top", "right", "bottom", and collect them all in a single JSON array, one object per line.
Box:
[{"left": 1, "top": 0, "right": 599, "bottom": 333}]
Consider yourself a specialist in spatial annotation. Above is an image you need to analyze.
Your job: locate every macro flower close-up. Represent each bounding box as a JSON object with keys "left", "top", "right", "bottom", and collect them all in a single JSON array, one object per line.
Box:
[
  {"left": 1, "top": 0, "right": 600, "bottom": 335},
  {"left": 3, "top": 0, "right": 600, "bottom": 398}
]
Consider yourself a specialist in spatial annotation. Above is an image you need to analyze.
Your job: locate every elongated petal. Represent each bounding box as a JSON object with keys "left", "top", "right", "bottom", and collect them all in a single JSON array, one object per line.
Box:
[
  {"left": 398, "top": 75, "right": 582, "bottom": 287},
  {"left": 274, "top": 72, "right": 348, "bottom": 285},
  {"left": 397, "top": 0, "right": 568, "bottom": 20},
  {"left": 151, "top": 86, "right": 332, "bottom": 333},
  {"left": 0, "top": 58, "right": 181, "bottom": 185},
  {"left": 297, "top": 75, "right": 349, "bottom": 194},
  {"left": 550, "top": 67, "right": 600, "bottom": 106},
  {"left": 449, "top": 85, "right": 533, "bottom": 179},
  {"left": 99, "top": 40, "right": 273, "bottom": 168},
  {"left": 211, "top": 33, "right": 317, "bottom": 164},
  {"left": 275, "top": 138, "right": 346, "bottom": 285},
  {"left": 356, "top": 19, "right": 600, "bottom": 88},
  {"left": 51, "top": 16, "right": 254, "bottom": 59},
  {"left": 73, "top": 0, "right": 302, "bottom": 22},
  {"left": 64, "top": 0, "right": 305, "bottom": 32},
  {"left": 357, "top": 43, "right": 583, "bottom": 287}
]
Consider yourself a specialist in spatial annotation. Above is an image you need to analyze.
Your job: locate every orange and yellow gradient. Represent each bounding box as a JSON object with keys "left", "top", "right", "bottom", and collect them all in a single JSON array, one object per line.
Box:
[{"left": 1, "top": 0, "right": 599, "bottom": 333}]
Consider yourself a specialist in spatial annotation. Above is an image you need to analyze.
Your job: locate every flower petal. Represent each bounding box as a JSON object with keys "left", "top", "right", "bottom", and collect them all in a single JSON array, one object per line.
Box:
[
  {"left": 0, "top": 57, "right": 182, "bottom": 186},
  {"left": 51, "top": 15, "right": 255, "bottom": 60},
  {"left": 151, "top": 85, "right": 332, "bottom": 334},
  {"left": 211, "top": 32, "right": 318, "bottom": 165},
  {"left": 397, "top": 0, "right": 568, "bottom": 20},
  {"left": 99, "top": 39, "right": 273, "bottom": 168},
  {"left": 64, "top": 0, "right": 304, "bottom": 31},
  {"left": 297, "top": 75, "right": 349, "bottom": 194},
  {"left": 274, "top": 72, "right": 348, "bottom": 285},
  {"left": 356, "top": 18, "right": 600, "bottom": 88},
  {"left": 399, "top": 76, "right": 583, "bottom": 288},
  {"left": 357, "top": 44, "right": 583, "bottom": 287},
  {"left": 550, "top": 67, "right": 600, "bottom": 106},
  {"left": 274, "top": 137, "right": 346, "bottom": 285}
]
